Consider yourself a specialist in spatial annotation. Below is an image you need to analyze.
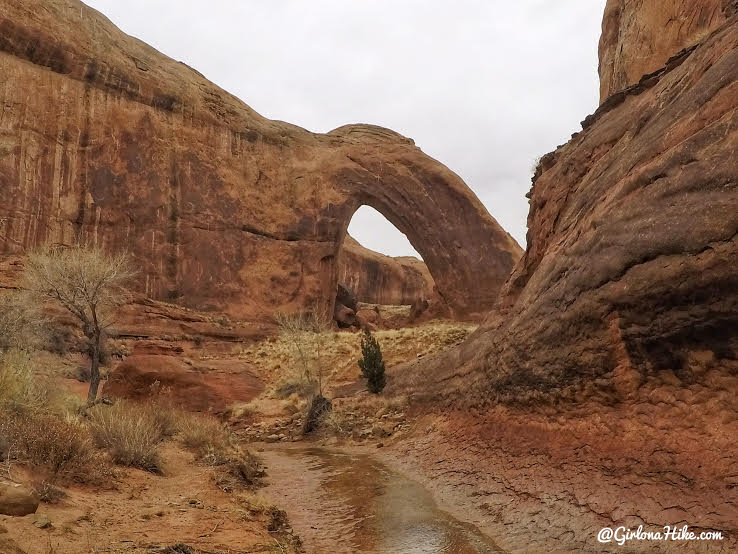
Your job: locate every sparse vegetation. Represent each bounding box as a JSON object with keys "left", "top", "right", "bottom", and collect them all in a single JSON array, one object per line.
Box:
[
  {"left": 358, "top": 329, "right": 386, "bottom": 394},
  {"left": 0, "top": 410, "right": 111, "bottom": 486},
  {"left": 0, "top": 349, "right": 49, "bottom": 413},
  {"left": 178, "top": 412, "right": 263, "bottom": 489},
  {"left": 0, "top": 290, "right": 45, "bottom": 352},
  {"left": 88, "top": 401, "right": 164, "bottom": 473},
  {"left": 274, "top": 306, "right": 332, "bottom": 397},
  {"left": 241, "top": 321, "right": 475, "bottom": 393},
  {"left": 23, "top": 245, "right": 135, "bottom": 403}
]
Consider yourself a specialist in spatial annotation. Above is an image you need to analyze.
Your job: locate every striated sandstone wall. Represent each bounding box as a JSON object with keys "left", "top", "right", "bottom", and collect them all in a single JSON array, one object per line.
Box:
[
  {"left": 0, "top": 0, "right": 521, "bottom": 321},
  {"left": 397, "top": 9, "right": 738, "bottom": 552},
  {"left": 598, "top": 0, "right": 736, "bottom": 101}
]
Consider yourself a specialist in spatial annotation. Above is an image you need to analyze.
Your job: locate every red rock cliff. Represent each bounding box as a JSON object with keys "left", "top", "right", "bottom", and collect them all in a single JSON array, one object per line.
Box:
[
  {"left": 399, "top": 9, "right": 738, "bottom": 552},
  {"left": 598, "top": 0, "right": 736, "bottom": 101},
  {"left": 0, "top": 0, "right": 521, "bottom": 321}
]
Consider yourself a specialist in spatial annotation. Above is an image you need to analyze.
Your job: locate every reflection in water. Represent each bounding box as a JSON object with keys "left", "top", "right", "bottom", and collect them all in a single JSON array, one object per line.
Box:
[{"left": 260, "top": 447, "right": 502, "bottom": 553}]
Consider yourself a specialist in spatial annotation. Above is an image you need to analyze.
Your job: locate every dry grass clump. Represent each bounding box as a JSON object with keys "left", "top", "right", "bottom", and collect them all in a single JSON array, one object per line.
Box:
[
  {"left": 0, "top": 411, "right": 110, "bottom": 485},
  {"left": 234, "top": 491, "right": 273, "bottom": 514},
  {"left": 178, "top": 413, "right": 229, "bottom": 455},
  {"left": 87, "top": 401, "right": 164, "bottom": 473},
  {"left": 179, "top": 414, "right": 263, "bottom": 490}
]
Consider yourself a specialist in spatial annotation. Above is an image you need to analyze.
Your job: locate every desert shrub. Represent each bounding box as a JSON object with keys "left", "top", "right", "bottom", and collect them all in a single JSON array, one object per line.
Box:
[
  {"left": 302, "top": 394, "right": 332, "bottom": 434},
  {"left": 0, "top": 411, "right": 110, "bottom": 484},
  {"left": 33, "top": 480, "right": 67, "bottom": 504},
  {"left": 323, "top": 405, "right": 353, "bottom": 435},
  {"left": 0, "top": 349, "right": 49, "bottom": 413},
  {"left": 88, "top": 402, "right": 163, "bottom": 473},
  {"left": 274, "top": 307, "right": 332, "bottom": 397},
  {"left": 274, "top": 376, "right": 318, "bottom": 399},
  {"left": 0, "top": 291, "right": 45, "bottom": 352},
  {"left": 178, "top": 413, "right": 263, "bottom": 489},
  {"left": 358, "top": 329, "right": 386, "bottom": 394}
]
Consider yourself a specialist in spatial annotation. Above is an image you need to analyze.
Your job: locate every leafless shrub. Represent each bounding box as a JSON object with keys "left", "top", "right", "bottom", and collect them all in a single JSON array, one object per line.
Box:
[
  {"left": 274, "top": 305, "right": 332, "bottom": 397},
  {"left": 0, "top": 290, "right": 45, "bottom": 352},
  {"left": 0, "top": 349, "right": 49, "bottom": 413},
  {"left": 0, "top": 411, "right": 111, "bottom": 485}
]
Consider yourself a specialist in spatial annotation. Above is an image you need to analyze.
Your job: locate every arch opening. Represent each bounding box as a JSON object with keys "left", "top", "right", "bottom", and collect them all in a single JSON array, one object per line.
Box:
[
  {"left": 331, "top": 204, "right": 440, "bottom": 329},
  {"left": 347, "top": 206, "right": 423, "bottom": 260}
]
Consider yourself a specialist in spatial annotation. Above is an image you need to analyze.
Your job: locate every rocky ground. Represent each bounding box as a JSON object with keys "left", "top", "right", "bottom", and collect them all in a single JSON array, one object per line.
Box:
[{"left": 1, "top": 443, "right": 299, "bottom": 554}]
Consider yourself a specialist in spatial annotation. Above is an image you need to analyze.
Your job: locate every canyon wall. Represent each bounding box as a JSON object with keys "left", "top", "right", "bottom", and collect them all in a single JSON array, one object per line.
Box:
[
  {"left": 598, "top": 0, "right": 736, "bottom": 101},
  {"left": 398, "top": 8, "right": 738, "bottom": 552},
  {"left": 338, "top": 236, "right": 434, "bottom": 306},
  {"left": 0, "top": 0, "right": 521, "bottom": 321}
]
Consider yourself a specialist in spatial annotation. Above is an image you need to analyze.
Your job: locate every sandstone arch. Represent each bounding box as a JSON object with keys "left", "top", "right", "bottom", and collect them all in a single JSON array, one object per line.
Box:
[
  {"left": 0, "top": 0, "right": 522, "bottom": 321},
  {"left": 322, "top": 125, "right": 522, "bottom": 318}
]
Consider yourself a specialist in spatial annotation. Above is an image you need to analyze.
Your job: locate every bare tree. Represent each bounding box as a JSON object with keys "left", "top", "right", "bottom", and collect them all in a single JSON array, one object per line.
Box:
[
  {"left": 23, "top": 246, "right": 135, "bottom": 404},
  {"left": 274, "top": 304, "right": 333, "bottom": 397}
]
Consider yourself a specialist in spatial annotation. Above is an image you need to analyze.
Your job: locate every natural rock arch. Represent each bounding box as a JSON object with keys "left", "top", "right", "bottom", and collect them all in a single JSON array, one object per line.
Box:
[
  {"left": 0, "top": 0, "right": 522, "bottom": 321},
  {"left": 323, "top": 125, "right": 522, "bottom": 318}
]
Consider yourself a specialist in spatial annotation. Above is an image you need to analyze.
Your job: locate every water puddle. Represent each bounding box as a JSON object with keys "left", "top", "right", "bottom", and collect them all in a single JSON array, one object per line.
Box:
[{"left": 259, "top": 446, "right": 502, "bottom": 553}]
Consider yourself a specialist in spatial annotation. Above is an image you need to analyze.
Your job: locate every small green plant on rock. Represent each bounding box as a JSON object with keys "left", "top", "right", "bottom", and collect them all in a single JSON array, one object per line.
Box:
[{"left": 358, "top": 329, "right": 386, "bottom": 394}]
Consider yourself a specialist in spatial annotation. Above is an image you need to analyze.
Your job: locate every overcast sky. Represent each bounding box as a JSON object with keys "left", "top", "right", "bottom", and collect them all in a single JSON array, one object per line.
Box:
[{"left": 84, "top": 0, "right": 607, "bottom": 258}]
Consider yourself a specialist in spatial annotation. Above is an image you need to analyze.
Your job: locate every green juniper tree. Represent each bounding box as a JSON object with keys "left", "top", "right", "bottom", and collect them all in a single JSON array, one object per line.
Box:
[{"left": 358, "top": 328, "right": 386, "bottom": 394}]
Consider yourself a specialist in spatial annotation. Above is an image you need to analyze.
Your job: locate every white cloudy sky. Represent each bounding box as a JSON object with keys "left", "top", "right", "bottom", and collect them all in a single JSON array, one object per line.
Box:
[{"left": 84, "top": 0, "right": 607, "bottom": 258}]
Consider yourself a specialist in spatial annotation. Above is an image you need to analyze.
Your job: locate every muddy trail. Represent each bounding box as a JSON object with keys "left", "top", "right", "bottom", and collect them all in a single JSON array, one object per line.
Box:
[{"left": 259, "top": 446, "right": 503, "bottom": 554}]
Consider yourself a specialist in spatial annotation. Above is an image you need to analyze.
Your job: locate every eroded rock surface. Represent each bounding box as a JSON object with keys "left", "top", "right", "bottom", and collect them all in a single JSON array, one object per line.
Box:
[
  {"left": 338, "top": 236, "right": 435, "bottom": 306},
  {"left": 0, "top": 0, "right": 521, "bottom": 320},
  {"left": 398, "top": 9, "right": 738, "bottom": 552},
  {"left": 598, "top": 0, "right": 736, "bottom": 101},
  {"left": 104, "top": 355, "right": 264, "bottom": 413}
]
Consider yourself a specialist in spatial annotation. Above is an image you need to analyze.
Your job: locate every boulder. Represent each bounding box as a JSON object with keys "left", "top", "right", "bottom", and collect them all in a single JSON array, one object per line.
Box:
[
  {"left": 333, "top": 303, "right": 357, "bottom": 329},
  {"left": 32, "top": 514, "right": 51, "bottom": 529},
  {"left": 335, "top": 282, "right": 358, "bottom": 313},
  {"left": 104, "top": 355, "right": 263, "bottom": 412},
  {"left": 0, "top": 482, "right": 39, "bottom": 517}
]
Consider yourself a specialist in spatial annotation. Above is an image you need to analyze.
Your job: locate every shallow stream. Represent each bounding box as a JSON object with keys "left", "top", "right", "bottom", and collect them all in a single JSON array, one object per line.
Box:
[{"left": 259, "top": 446, "right": 502, "bottom": 553}]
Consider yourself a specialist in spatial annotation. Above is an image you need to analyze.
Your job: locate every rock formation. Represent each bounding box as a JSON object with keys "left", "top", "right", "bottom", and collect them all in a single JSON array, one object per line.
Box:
[
  {"left": 395, "top": 7, "right": 738, "bottom": 551},
  {"left": 457, "top": 11, "right": 738, "bottom": 403},
  {"left": 338, "top": 236, "right": 435, "bottom": 306},
  {"left": 0, "top": 0, "right": 521, "bottom": 321},
  {"left": 0, "top": 482, "right": 39, "bottom": 517},
  {"left": 598, "top": 0, "right": 736, "bottom": 101},
  {"left": 104, "top": 354, "right": 264, "bottom": 413}
]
